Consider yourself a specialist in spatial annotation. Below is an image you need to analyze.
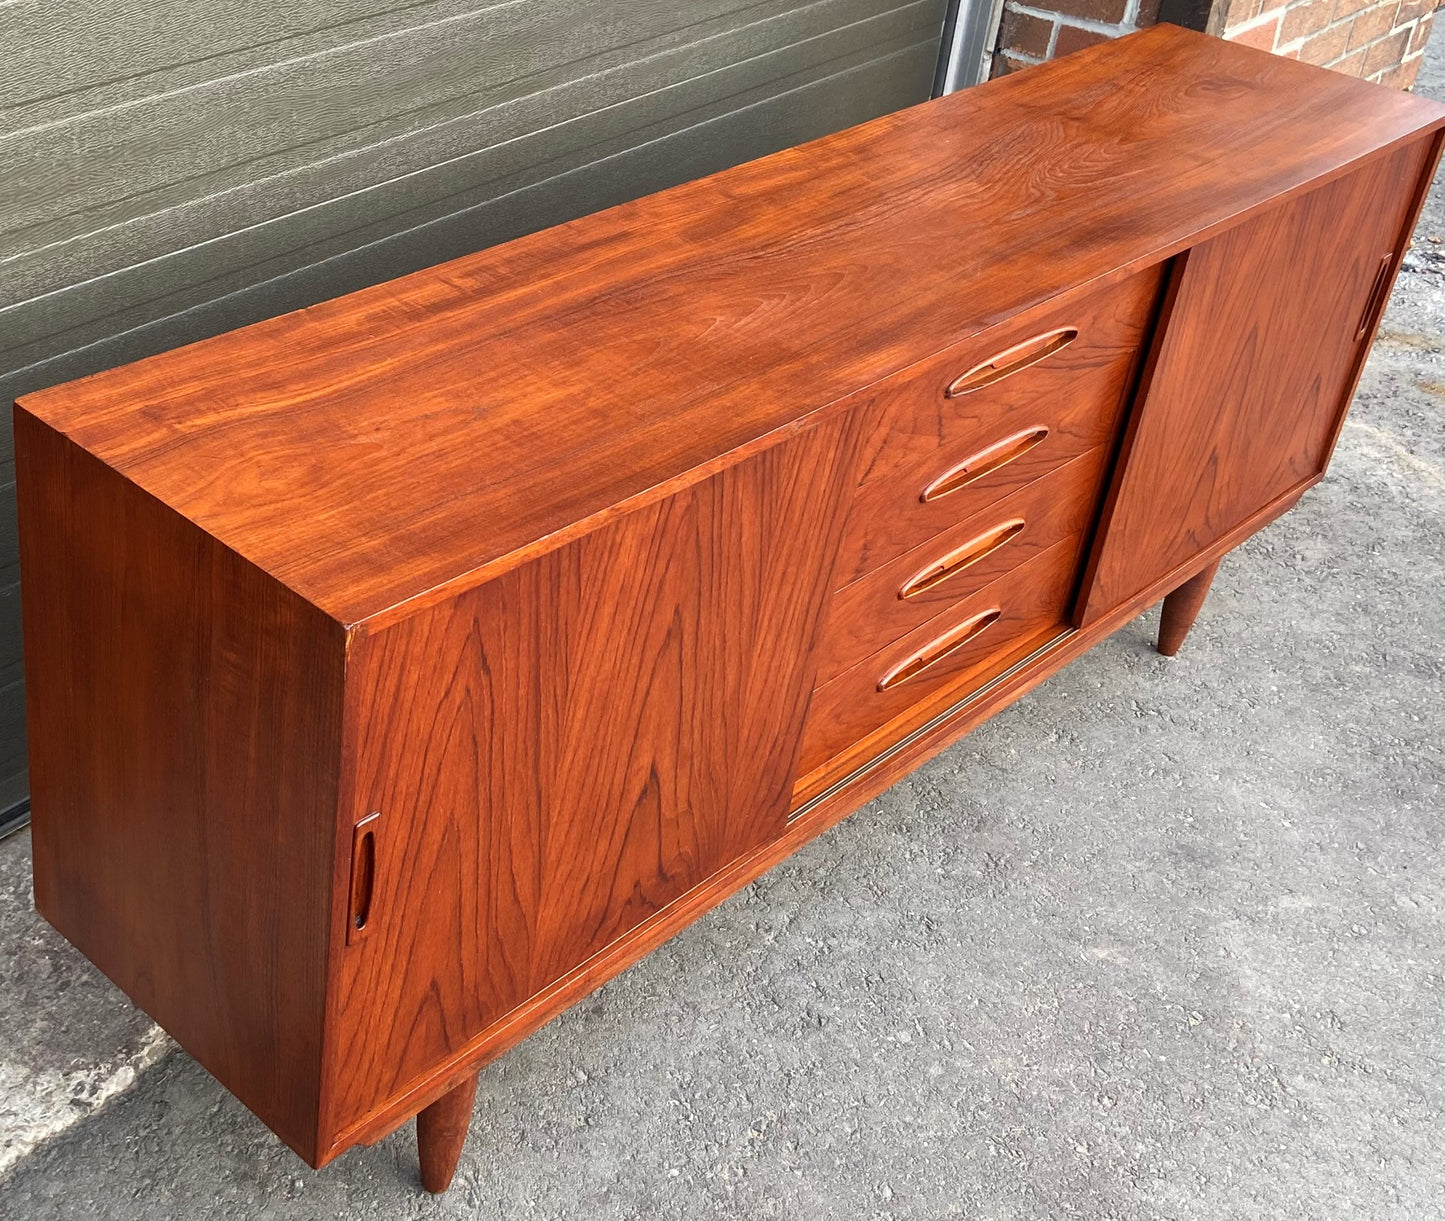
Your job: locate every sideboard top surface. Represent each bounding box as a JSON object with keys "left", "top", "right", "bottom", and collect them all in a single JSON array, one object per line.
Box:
[{"left": 18, "top": 24, "right": 1444, "bottom": 626}]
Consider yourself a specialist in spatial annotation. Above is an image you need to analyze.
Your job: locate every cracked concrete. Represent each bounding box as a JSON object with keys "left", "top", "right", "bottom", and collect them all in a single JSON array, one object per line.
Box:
[
  {"left": 0, "top": 828, "right": 172, "bottom": 1177},
  {"left": 2, "top": 35, "right": 1444, "bottom": 1221}
]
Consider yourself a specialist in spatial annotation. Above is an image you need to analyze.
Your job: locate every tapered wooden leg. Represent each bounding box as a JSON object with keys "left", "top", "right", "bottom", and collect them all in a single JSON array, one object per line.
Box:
[
  {"left": 416, "top": 1071, "right": 479, "bottom": 1193},
  {"left": 1157, "top": 559, "right": 1222, "bottom": 657}
]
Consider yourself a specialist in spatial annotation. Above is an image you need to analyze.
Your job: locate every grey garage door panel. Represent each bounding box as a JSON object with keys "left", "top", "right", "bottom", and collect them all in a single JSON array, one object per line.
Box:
[
  {"left": 5, "top": 0, "right": 556, "bottom": 117},
  {"left": 0, "top": 677, "right": 27, "bottom": 798},
  {"left": 1, "top": 35, "right": 942, "bottom": 391},
  {"left": 0, "top": 482, "right": 15, "bottom": 575},
  {"left": 0, "top": 583, "right": 21, "bottom": 694},
  {"left": 3, "top": 0, "right": 892, "bottom": 258},
  {"left": 3, "top": 0, "right": 938, "bottom": 323}
]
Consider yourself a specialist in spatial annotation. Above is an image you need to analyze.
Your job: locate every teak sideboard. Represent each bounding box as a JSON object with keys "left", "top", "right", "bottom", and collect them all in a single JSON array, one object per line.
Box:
[{"left": 15, "top": 25, "right": 1445, "bottom": 1192}]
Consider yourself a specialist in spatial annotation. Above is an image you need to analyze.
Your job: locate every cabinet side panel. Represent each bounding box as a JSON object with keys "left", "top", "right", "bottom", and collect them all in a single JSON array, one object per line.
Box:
[
  {"left": 16, "top": 410, "right": 343, "bottom": 1163},
  {"left": 323, "top": 417, "right": 855, "bottom": 1142},
  {"left": 1078, "top": 138, "right": 1434, "bottom": 621}
]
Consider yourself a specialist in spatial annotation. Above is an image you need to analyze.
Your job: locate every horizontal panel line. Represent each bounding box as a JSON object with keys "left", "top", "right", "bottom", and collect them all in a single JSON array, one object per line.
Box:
[
  {"left": 1, "top": 0, "right": 534, "bottom": 140},
  {"left": 1, "top": 6, "right": 935, "bottom": 305},
  {"left": 0, "top": 0, "right": 493, "bottom": 115},
  {"left": 2, "top": 39, "right": 933, "bottom": 387},
  {"left": 0, "top": 0, "right": 920, "bottom": 252}
]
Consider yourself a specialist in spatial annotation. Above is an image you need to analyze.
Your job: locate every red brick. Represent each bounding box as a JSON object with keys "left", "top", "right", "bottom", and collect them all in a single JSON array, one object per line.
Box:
[
  {"left": 1395, "top": 0, "right": 1432, "bottom": 25},
  {"left": 1000, "top": 9, "right": 1055, "bottom": 57},
  {"left": 1373, "top": 53, "right": 1423, "bottom": 85},
  {"left": 1227, "top": 0, "right": 1290, "bottom": 30},
  {"left": 990, "top": 51, "right": 1035, "bottom": 78},
  {"left": 1136, "top": 0, "right": 1164, "bottom": 23},
  {"left": 1331, "top": 44, "right": 1369, "bottom": 71},
  {"left": 1054, "top": 22, "right": 1111, "bottom": 55},
  {"left": 1298, "top": 19, "right": 1354, "bottom": 61},
  {"left": 1281, "top": 0, "right": 1336, "bottom": 41},
  {"left": 1230, "top": 14, "right": 1282, "bottom": 47},
  {"left": 1362, "top": 25, "right": 1411, "bottom": 70},
  {"left": 1038, "top": 0, "right": 1129, "bottom": 24},
  {"left": 1409, "top": 10, "right": 1434, "bottom": 52},
  {"left": 1333, "top": 0, "right": 1373, "bottom": 19},
  {"left": 1348, "top": 1, "right": 1402, "bottom": 48}
]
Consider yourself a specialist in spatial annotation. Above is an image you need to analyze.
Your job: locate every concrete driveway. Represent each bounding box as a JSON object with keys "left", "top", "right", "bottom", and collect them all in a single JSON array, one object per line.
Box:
[{"left": 3, "top": 36, "right": 1444, "bottom": 1221}]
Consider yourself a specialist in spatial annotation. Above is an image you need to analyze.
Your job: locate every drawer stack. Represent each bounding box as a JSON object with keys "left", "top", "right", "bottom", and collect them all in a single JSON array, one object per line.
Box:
[{"left": 797, "top": 266, "right": 1167, "bottom": 783}]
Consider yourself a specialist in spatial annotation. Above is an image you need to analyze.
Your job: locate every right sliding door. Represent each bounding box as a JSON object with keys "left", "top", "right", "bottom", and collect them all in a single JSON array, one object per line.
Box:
[{"left": 1077, "top": 137, "right": 1437, "bottom": 624}]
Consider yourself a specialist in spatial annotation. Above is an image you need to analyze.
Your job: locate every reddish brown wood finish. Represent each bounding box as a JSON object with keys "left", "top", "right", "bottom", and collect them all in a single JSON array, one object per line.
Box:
[
  {"left": 816, "top": 446, "right": 1109, "bottom": 687},
  {"left": 416, "top": 1072, "right": 479, "bottom": 1193},
  {"left": 798, "top": 534, "right": 1083, "bottom": 777},
  {"left": 1077, "top": 138, "right": 1435, "bottom": 623},
  {"left": 835, "top": 266, "right": 1163, "bottom": 586},
  {"left": 14, "top": 410, "right": 344, "bottom": 1164},
  {"left": 319, "top": 419, "right": 856, "bottom": 1142},
  {"left": 15, "top": 27, "right": 1444, "bottom": 628},
  {"left": 1157, "top": 559, "right": 1223, "bottom": 657},
  {"left": 13, "top": 26, "right": 1445, "bottom": 1196}
]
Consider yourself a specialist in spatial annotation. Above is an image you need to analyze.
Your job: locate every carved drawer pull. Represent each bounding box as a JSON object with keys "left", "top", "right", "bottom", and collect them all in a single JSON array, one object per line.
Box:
[
  {"left": 347, "top": 811, "right": 380, "bottom": 945},
  {"left": 921, "top": 427, "right": 1049, "bottom": 502},
  {"left": 877, "top": 608, "right": 1002, "bottom": 692},
  {"left": 898, "top": 519, "right": 1027, "bottom": 600},
  {"left": 945, "top": 327, "right": 1078, "bottom": 396},
  {"left": 1355, "top": 253, "right": 1394, "bottom": 341}
]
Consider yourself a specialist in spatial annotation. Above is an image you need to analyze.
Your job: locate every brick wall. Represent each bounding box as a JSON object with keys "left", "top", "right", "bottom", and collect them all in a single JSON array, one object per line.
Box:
[
  {"left": 1223, "top": 0, "right": 1435, "bottom": 86},
  {"left": 992, "top": 0, "right": 1437, "bottom": 86},
  {"left": 993, "top": 0, "right": 1162, "bottom": 74}
]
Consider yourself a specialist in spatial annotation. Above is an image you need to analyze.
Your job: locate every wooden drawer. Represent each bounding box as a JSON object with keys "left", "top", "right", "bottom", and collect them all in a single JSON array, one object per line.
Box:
[
  {"left": 799, "top": 533, "right": 1083, "bottom": 778},
  {"left": 814, "top": 445, "right": 1110, "bottom": 688},
  {"left": 834, "top": 265, "right": 1163, "bottom": 586}
]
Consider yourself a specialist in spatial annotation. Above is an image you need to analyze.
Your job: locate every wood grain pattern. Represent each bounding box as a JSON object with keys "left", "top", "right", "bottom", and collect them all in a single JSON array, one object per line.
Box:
[
  {"left": 318, "top": 417, "right": 856, "bottom": 1143},
  {"left": 815, "top": 444, "right": 1109, "bottom": 686},
  {"left": 18, "top": 26, "right": 1445, "bottom": 629},
  {"left": 833, "top": 264, "right": 1162, "bottom": 585},
  {"left": 14, "top": 407, "right": 344, "bottom": 1164},
  {"left": 1077, "top": 137, "right": 1436, "bottom": 623},
  {"left": 799, "top": 532, "right": 1083, "bottom": 777}
]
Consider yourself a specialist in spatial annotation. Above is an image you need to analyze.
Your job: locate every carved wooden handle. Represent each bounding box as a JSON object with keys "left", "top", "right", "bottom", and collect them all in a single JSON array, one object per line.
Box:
[
  {"left": 347, "top": 811, "right": 380, "bottom": 945},
  {"left": 877, "top": 608, "right": 1002, "bottom": 691},
  {"left": 945, "top": 327, "right": 1078, "bottom": 396},
  {"left": 898, "top": 519, "right": 1026, "bottom": 600},
  {"left": 921, "top": 427, "right": 1049, "bottom": 502},
  {"left": 1355, "top": 253, "right": 1394, "bottom": 341}
]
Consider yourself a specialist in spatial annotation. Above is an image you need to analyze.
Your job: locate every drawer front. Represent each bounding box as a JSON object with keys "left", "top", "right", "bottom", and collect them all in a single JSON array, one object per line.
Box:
[
  {"left": 799, "top": 533, "right": 1082, "bottom": 778},
  {"left": 835, "top": 265, "right": 1163, "bottom": 586},
  {"left": 815, "top": 445, "right": 1109, "bottom": 688}
]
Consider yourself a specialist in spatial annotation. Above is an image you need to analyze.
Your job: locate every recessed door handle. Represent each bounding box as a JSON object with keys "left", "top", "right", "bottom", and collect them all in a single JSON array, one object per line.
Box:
[
  {"left": 877, "top": 608, "right": 1003, "bottom": 692},
  {"left": 1355, "top": 253, "right": 1394, "bottom": 342},
  {"left": 921, "top": 428, "right": 1049, "bottom": 503},
  {"left": 898, "top": 519, "right": 1026, "bottom": 600},
  {"left": 347, "top": 811, "right": 380, "bottom": 945},
  {"left": 946, "top": 327, "right": 1078, "bottom": 396}
]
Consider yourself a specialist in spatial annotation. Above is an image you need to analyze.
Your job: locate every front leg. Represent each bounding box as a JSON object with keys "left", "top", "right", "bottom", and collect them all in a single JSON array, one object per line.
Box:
[
  {"left": 415, "top": 1070, "right": 480, "bottom": 1193},
  {"left": 1157, "top": 558, "right": 1222, "bottom": 657}
]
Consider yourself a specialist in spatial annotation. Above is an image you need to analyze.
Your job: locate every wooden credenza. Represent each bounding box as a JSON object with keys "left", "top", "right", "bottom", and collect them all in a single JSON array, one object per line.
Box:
[{"left": 15, "top": 26, "right": 1444, "bottom": 1192}]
